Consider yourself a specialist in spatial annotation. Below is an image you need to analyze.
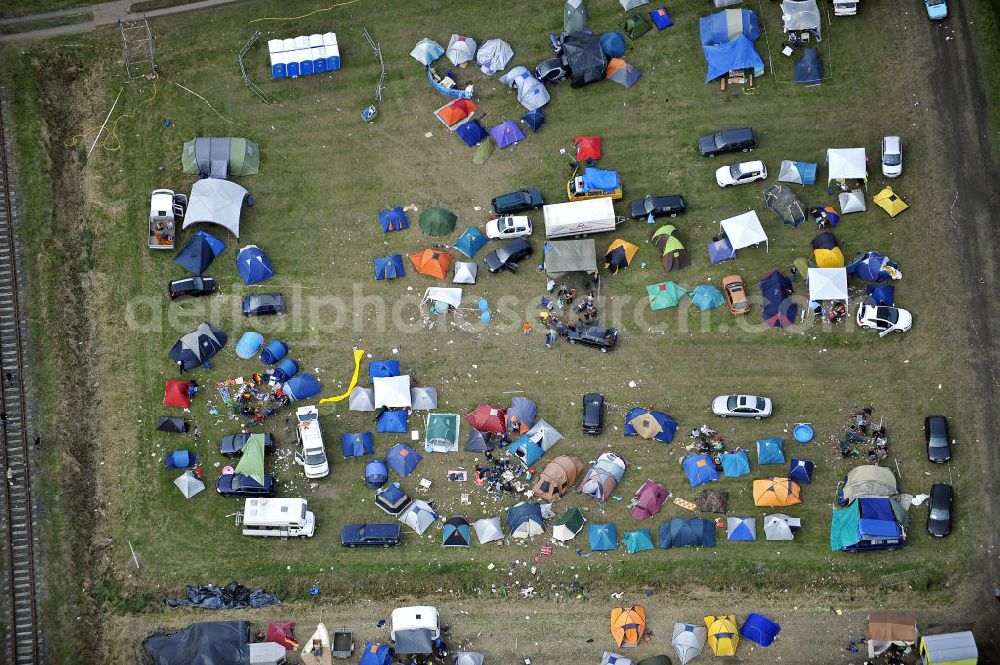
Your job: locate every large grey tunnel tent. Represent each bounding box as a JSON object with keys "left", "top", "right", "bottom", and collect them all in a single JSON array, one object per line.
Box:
[{"left": 181, "top": 137, "right": 261, "bottom": 179}]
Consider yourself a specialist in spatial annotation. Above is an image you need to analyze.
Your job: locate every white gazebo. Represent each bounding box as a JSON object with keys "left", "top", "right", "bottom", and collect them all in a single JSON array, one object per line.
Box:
[
  {"left": 808, "top": 267, "right": 848, "bottom": 303},
  {"left": 826, "top": 148, "right": 868, "bottom": 184},
  {"left": 720, "top": 211, "right": 768, "bottom": 253}
]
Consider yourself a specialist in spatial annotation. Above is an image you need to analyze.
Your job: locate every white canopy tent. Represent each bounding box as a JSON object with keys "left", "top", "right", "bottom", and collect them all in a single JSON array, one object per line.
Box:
[
  {"left": 421, "top": 287, "right": 463, "bottom": 309},
  {"left": 826, "top": 148, "right": 868, "bottom": 184},
  {"left": 373, "top": 375, "right": 412, "bottom": 409},
  {"left": 182, "top": 178, "right": 249, "bottom": 238},
  {"left": 808, "top": 267, "right": 848, "bottom": 302},
  {"left": 720, "top": 211, "right": 768, "bottom": 252}
]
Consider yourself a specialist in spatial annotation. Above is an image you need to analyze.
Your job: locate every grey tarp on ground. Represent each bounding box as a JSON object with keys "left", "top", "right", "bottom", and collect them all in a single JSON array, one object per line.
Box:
[
  {"left": 781, "top": 0, "right": 821, "bottom": 38},
  {"left": 349, "top": 386, "right": 376, "bottom": 411},
  {"left": 182, "top": 178, "right": 249, "bottom": 238},
  {"left": 544, "top": 239, "right": 598, "bottom": 277},
  {"left": 143, "top": 620, "right": 250, "bottom": 665},
  {"left": 164, "top": 583, "right": 281, "bottom": 610},
  {"left": 249, "top": 642, "right": 286, "bottom": 665},
  {"left": 474, "top": 517, "right": 504, "bottom": 544},
  {"left": 394, "top": 628, "right": 434, "bottom": 654}
]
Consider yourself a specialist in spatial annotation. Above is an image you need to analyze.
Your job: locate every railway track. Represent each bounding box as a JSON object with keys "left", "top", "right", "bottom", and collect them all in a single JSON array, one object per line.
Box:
[{"left": 0, "top": 93, "right": 42, "bottom": 665}]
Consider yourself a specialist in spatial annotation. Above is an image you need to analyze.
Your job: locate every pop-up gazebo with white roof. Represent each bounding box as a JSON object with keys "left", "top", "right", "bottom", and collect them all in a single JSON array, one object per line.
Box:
[
  {"left": 720, "top": 211, "right": 768, "bottom": 253},
  {"left": 808, "top": 267, "right": 848, "bottom": 303},
  {"left": 182, "top": 178, "right": 249, "bottom": 238},
  {"left": 373, "top": 375, "right": 412, "bottom": 409},
  {"left": 826, "top": 148, "right": 868, "bottom": 185}
]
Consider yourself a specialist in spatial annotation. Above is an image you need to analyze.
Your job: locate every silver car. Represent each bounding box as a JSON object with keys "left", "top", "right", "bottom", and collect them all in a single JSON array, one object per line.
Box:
[
  {"left": 881, "top": 136, "right": 903, "bottom": 178},
  {"left": 712, "top": 394, "right": 773, "bottom": 419}
]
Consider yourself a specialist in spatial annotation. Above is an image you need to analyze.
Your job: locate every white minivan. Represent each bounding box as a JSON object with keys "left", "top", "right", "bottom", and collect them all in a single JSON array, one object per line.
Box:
[{"left": 294, "top": 405, "right": 329, "bottom": 479}]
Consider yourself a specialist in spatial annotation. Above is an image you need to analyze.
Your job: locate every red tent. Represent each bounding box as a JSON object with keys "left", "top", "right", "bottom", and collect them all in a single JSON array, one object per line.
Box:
[
  {"left": 163, "top": 380, "right": 192, "bottom": 408},
  {"left": 267, "top": 622, "right": 298, "bottom": 649},
  {"left": 464, "top": 405, "right": 508, "bottom": 434},
  {"left": 575, "top": 136, "right": 602, "bottom": 162}
]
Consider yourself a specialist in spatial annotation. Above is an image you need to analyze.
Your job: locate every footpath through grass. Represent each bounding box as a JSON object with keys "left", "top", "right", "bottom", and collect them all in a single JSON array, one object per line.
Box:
[{"left": 1, "top": 0, "right": 988, "bottom": 636}]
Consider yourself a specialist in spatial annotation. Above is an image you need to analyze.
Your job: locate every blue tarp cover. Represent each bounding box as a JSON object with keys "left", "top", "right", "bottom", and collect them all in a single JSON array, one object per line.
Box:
[
  {"left": 358, "top": 642, "right": 394, "bottom": 665},
  {"left": 165, "top": 450, "right": 197, "bottom": 468},
  {"left": 794, "top": 47, "right": 824, "bottom": 85},
  {"left": 847, "top": 251, "right": 901, "bottom": 282},
  {"left": 581, "top": 168, "right": 621, "bottom": 192},
  {"left": 865, "top": 284, "right": 895, "bottom": 306},
  {"left": 703, "top": 35, "right": 765, "bottom": 82},
  {"left": 649, "top": 7, "right": 673, "bottom": 30}
]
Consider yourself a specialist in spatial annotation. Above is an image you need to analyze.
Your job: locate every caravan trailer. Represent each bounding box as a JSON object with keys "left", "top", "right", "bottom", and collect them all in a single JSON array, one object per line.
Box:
[{"left": 242, "top": 498, "right": 315, "bottom": 538}]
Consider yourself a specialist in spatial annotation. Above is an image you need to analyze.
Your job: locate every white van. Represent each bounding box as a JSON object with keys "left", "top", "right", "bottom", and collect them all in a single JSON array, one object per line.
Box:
[
  {"left": 242, "top": 498, "right": 315, "bottom": 538},
  {"left": 293, "top": 405, "right": 329, "bottom": 479}
]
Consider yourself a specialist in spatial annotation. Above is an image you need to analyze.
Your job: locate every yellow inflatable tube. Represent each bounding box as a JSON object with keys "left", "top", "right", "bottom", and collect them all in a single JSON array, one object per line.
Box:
[{"left": 318, "top": 349, "right": 365, "bottom": 403}]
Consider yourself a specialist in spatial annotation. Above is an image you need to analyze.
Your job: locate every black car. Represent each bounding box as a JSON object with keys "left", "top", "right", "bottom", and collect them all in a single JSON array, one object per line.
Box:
[
  {"left": 216, "top": 472, "right": 276, "bottom": 498},
  {"left": 566, "top": 325, "right": 618, "bottom": 352},
  {"left": 925, "top": 415, "right": 951, "bottom": 463},
  {"left": 169, "top": 276, "right": 217, "bottom": 300},
  {"left": 535, "top": 58, "right": 568, "bottom": 84},
  {"left": 484, "top": 238, "right": 532, "bottom": 273},
  {"left": 582, "top": 392, "right": 605, "bottom": 435},
  {"left": 340, "top": 522, "right": 402, "bottom": 547},
  {"left": 491, "top": 188, "right": 544, "bottom": 215},
  {"left": 698, "top": 127, "right": 757, "bottom": 157},
  {"left": 220, "top": 432, "right": 277, "bottom": 457},
  {"left": 242, "top": 292, "right": 285, "bottom": 316},
  {"left": 627, "top": 195, "right": 687, "bottom": 219},
  {"left": 927, "top": 483, "right": 953, "bottom": 538}
]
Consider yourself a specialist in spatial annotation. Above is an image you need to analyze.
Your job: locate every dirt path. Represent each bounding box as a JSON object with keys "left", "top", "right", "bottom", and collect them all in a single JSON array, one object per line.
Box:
[
  {"left": 925, "top": 0, "right": 1000, "bottom": 655},
  {"left": 0, "top": 0, "right": 242, "bottom": 42}
]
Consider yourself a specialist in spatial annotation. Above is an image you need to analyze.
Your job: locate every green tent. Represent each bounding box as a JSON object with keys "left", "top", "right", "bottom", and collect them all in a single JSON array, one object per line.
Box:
[
  {"left": 620, "top": 13, "right": 652, "bottom": 41},
  {"left": 637, "top": 656, "right": 673, "bottom": 665},
  {"left": 419, "top": 208, "right": 458, "bottom": 236},
  {"left": 181, "top": 137, "right": 260, "bottom": 177},
  {"left": 646, "top": 281, "right": 688, "bottom": 310},
  {"left": 649, "top": 224, "right": 691, "bottom": 272},
  {"left": 425, "top": 413, "right": 461, "bottom": 452},
  {"left": 229, "top": 138, "right": 260, "bottom": 176},
  {"left": 234, "top": 433, "right": 266, "bottom": 484},
  {"left": 624, "top": 528, "right": 655, "bottom": 554},
  {"left": 553, "top": 506, "right": 586, "bottom": 541}
]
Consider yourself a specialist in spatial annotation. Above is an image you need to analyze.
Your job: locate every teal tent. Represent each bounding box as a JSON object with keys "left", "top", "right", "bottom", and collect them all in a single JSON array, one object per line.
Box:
[
  {"left": 690, "top": 284, "right": 724, "bottom": 311},
  {"left": 454, "top": 227, "right": 488, "bottom": 258},
  {"left": 646, "top": 281, "right": 688, "bottom": 310},
  {"left": 624, "top": 528, "right": 654, "bottom": 554}
]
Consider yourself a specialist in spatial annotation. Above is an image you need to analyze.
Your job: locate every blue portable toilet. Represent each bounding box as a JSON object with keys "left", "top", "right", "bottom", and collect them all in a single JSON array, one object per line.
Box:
[
  {"left": 342, "top": 432, "right": 375, "bottom": 458},
  {"left": 789, "top": 458, "right": 815, "bottom": 484},
  {"left": 324, "top": 33, "right": 340, "bottom": 70},
  {"left": 299, "top": 47, "right": 314, "bottom": 76},
  {"left": 236, "top": 245, "right": 275, "bottom": 285},
  {"left": 260, "top": 339, "right": 288, "bottom": 365},
  {"left": 287, "top": 57, "right": 299, "bottom": 78},
  {"left": 269, "top": 40, "right": 287, "bottom": 79},
  {"left": 236, "top": 331, "right": 264, "bottom": 359},
  {"left": 377, "top": 410, "right": 409, "bottom": 433},
  {"left": 272, "top": 357, "right": 298, "bottom": 382},
  {"left": 364, "top": 460, "right": 388, "bottom": 489}
]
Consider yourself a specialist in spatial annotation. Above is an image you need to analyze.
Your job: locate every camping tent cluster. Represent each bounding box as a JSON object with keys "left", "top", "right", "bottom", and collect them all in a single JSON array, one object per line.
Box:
[{"left": 699, "top": 8, "right": 765, "bottom": 82}]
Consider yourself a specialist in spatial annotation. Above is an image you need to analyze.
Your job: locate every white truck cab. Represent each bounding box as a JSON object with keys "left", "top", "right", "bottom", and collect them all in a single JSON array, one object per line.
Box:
[
  {"left": 390, "top": 606, "right": 440, "bottom": 654},
  {"left": 294, "top": 405, "right": 329, "bottom": 479},
  {"left": 242, "top": 498, "right": 315, "bottom": 538}
]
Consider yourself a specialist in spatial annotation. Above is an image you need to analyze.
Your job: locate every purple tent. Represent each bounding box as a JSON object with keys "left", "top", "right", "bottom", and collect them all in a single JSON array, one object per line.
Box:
[
  {"left": 489, "top": 120, "right": 526, "bottom": 149},
  {"left": 707, "top": 236, "right": 736, "bottom": 264}
]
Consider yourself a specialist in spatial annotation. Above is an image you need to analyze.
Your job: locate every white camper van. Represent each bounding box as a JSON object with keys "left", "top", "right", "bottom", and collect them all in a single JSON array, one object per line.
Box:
[
  {"left": 293, "top": 405, "right": 329, "bottom": 479},
  {"left": 242, "top": 498, "right": 315, "bottom": 538},
  {"left": 542, "top": 198, "right": 618, "bottom": 239},
  {"left": 390, "top": 606, "right": 441, "bottom": 654}
]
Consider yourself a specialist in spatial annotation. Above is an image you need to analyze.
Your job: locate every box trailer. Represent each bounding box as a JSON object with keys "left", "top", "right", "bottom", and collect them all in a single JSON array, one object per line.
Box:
[
  {"left": 543, "top": 198, "right": 618, "bottom": 239},
  {"left": 242, "top": 497, "right": 315, "bottom": 538}
]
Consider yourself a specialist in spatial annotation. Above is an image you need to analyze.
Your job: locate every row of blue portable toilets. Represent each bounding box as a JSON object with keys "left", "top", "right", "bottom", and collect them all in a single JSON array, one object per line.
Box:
[{"left": 268, "top": 33, "right": 341, "bottom": 79}]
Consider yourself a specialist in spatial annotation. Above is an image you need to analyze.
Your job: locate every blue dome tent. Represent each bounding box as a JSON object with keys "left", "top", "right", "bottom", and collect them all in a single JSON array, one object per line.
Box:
[
  {"left": 369, "top": 359, "right": 400, "bottom": 380},
  {"left": 283, "top": 373, "right": 321, "bottom": 401},
  {"left": 740, "top": 613, "right": 781, "bottom": 647},
  {"left": 588, "top": 523, "right": 618, "bottom": 551},
  {"left": 521, "top": 109, "right": 545, "bottom": 133},
  {"left": 691, "top": 284, "right": 725, "bottom": 311},
  {"left": 757, "top": 438, "right": 785, "bottom": 465},
  {"left": 164, "top": 450, "right": 198, "bottom": 468},
  {"left": 260, "top": 339, "right": 288, "bottom": 365},
  {"left": 721, "top": 450, "right": 750, "bottom": 477},
  {"left": 658, "top": 518, "right": 716, "bottom": 549},
  {"left": 272, "top": 357, "right": 298, "bottom": 382},
  {"left": 683, "top": 453, "right": 718, "bottom": 487},
  {"left": 235, "top": 331, "right": 264, "bottom": 359},
  {"left": 364, "top": 460, "right": 389, "bottom": 489},
  {"left": 442, "top": 516, "right": 472, "bottom": 547},
  {"left": 174, "top": 230, "right": 226, "bottom": 275},
  {"left": 377, "top": 410, "right": 409, "bottom": 433},
  {"left": 342, "top": 431, "right": 374, "bottom": 458},
  {"left": 454, "top": 227, "right": 488, "bottom": 258},
  {"left": 865, "top": 284, "right": 895, "bottom": 306},
  {"left": 847, "top": 251, "right": 902, "bottom": 282},
  {"left": 789, "top": 458, "right": 815, "bottom": 484},
  {"left": 374, "top": 254, "right": 405, "bottom": 280},
  {"left": 378, "top": 207, "right": 409, "bottom": 232},
  {"left": 385, "top": 443, "right": 423, "bottom": 477},
  {"left": 456, "top": 120, "right": 489, "bottom": 147},
  {"left": 599, "top": 31, "right": 627, "bottom": 58},
  {"left": 236, "top": 244, "right": 275, "bottom": 285},
  {"left": 727, "top": 517, "right": 757, "bottom": 541}
]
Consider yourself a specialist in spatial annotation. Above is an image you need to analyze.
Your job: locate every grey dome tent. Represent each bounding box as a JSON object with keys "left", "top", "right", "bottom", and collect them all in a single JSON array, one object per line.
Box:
[
  {"left": 181, "top": 137, "right": 260, "bottom": 178},
  {"left": 517, "top": 76, "right": 550, "bottom": 112},
  {"left": 348, "top": 386, "right": 376, "bottom": 412},
  {"left": 781, "top": 0, "right": 821, "bottom": 39},
  {"left": 564, "top": 0, "right": 588, "bottom": 33},
  {"left": 839, "top": 190, "right": 867, "bottom": 214},
  {"left": 453, "top": 261, "right": 478, "bottom": 285},
  {"left": 601, "top": 653, "right": 632, "bottom": 665},
  {"left": 620, "top": 0, "right": 648, "bottom": 8},
  {"left": 526, "top": 419, "right": 563, "bottom": 450},
  {"left": 400, "top": 499, "right": 438, "bottom": 535},
  {"left": 763, "top": 184, "right": 808, "bottom": 227},
  {"left": 464, "top": 429, "right": 492, "bottom": 452},
  {"left": 671, "top": 623, "right": 707, "bottom": 665},
  {"left": 477, "top": 39, "right": 514, "bottom": 76},
  {"left": 410, "top": 387, "right": 438, "bottom": 410},
  {"left": 182, "top": 178, "right": 250, "bottom": 239},
  {"left": 169, "top": 322, "right": 227, "bottom": 370},
  {"left": 763, "top": 513, "right": 800, "bottom": 540},
  {"left": 446, "top": 35, "right": 478, "bottom": 66},
  {"left": 473, "top": 517, "right": 504, "bottom": 544},
  {"left": 410, "top": 38, "right": 444, "bottom": 65},
  {"left": 156, "top": 416, "right": 188, "bottom": 434},
  {"left": 174, "top": 471, "right": 205, "bottom": 498}
]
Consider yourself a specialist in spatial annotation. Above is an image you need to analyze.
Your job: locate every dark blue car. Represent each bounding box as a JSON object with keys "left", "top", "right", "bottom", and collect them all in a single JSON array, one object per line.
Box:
[
  {"left": 216, "top": 473, "right": 276, "bottom": 498},
  {"left": 341, "top": 523, "right": 402, "bottom": 547}
]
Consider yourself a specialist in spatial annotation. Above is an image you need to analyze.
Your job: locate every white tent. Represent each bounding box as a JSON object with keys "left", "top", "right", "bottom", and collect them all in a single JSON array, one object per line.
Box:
[
  {"left": 477, "top": 38, "right": 514, "bottom": 76},
  {"left": 619, "top": 0, "right": 648, "bottom": 8},
  {"left": 454, "top": 653, "right": 485, "bottom": 665},
  {"left": 373, "top": 375, "right": 412, "bottom": 409},
  {"left": 410, "top": 38, "right": 444, "bottom": 65},
  {"left": 526, "top": 419, "right": 563, "bottom": 452},
  {"left": 453, "top": 262, "right": 477, "bottom": 285},
  {"left": 174, "top": 471, "right": 205, "bottom": 499},
  {"left": 410, "top": 386, "right": 438, "bottom": 410},
  {"left": 839, "top": 190, "right": 867, "bottom": 213},
  {"left": 182, "top": 178, "right": 249, "bottom": 238},
  {"left": 446, "top": 35, "right": 478, "bottom": 66},
  {"left": 399, "top": 499, "right": 438, "bottom": 535},
  {"left": 422, "top": 287, "right": 463, "bottom": 309},
  {"left": 720, "top": 211, "right": 768, "bottom": 252},
  {"left": 781, "top": 0, "right": 821, "bottom": 38},
  {"left": 763, "top": 513, "right": 801, "bottom": 541},
  {"left": 671, "top": 623, "right": 708, "bottom": 665},
  {"left": 473, "top": 517, "right": 504, "bottom": 544},
  {"left": 348, "top": 386, "right": 375, "bottom": 412},
  {"left": 601, "top": 653, "right": 632, "bottom": 665},
  {"left": 808, "top": 267, "right": 848, "bottom": 302},
  {"left": 826, "top": 148, "right": 868, "bottom": 183}
]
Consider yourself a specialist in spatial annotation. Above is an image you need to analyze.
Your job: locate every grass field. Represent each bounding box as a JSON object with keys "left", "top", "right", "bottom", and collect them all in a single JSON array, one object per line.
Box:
[{"left": 2, "top": 0, "right": 997, "bottom": 661}]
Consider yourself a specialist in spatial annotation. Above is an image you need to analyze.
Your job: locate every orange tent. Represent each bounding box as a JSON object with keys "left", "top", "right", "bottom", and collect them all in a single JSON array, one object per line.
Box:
[
  {"left": 436, "top": 99, "right": 477, "bottom": 127},
  {"left": 611, "top": 605, "right": 647, "bottom": 647},
  {"left": 752, "top": 477, "right": 802, "bottom": 507},
  {"left": 533, "top": 456, "right": 585, "bottom": 502},
  {"left": 605, "top": 239, "right": 639, "bottom": 274},
  {"left": 408, "top": 249, "right": 453, "bottom": 279}
]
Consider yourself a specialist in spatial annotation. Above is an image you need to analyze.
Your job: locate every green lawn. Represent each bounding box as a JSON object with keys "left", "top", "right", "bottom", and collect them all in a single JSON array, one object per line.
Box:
[
  {"left": 1, "top": 0, "right": 88, "bottom": 19},
  {"left": 2, "top": 0, "right": 988, "bottom": 644}
]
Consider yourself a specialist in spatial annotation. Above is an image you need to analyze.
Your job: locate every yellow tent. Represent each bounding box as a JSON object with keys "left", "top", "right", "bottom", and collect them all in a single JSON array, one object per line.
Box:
[
  {"left": 753, "top": 478, "right": 802, "bottom": 507},
  {"left": 873, "top": 187, "right": 909, "bottom": 218},
  {"left": 814, "top": 246, "right": 845, "bottom": 268},
  {"left": 705, "top": 615, "right": 740, "bottom": 656}
]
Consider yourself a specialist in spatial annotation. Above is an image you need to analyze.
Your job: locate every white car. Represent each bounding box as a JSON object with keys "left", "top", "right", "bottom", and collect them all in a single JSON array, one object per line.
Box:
[
  {"left": 712, "top": 394, "right": 773, "bottom": 419},
  {"left": 881, "top": 136, "right": 903, "bottom": 178},
  {"left": 856, "top": 303, "right": 912, "bottom": 336},
  {"left": 485, "top": 215, "right": 532, "bottom": 239},
  {"left": 716, "top": 160, "right": 767, "bottom": 187},
  {"left": 293, "top": 405, "right": 329, "bottom": 479}
]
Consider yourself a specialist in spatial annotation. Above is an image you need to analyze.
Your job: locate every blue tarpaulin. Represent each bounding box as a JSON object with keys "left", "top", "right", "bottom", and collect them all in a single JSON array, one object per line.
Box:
[
  {"left": 649, "top": 7, "right": 672, "bottom": 30},
  {"left": 847, "top": 251, "right": 902, "bottom": 282},
  {"left": 703, "top": 35, "right": 765, "bottom": 82},
  {"left": 165, "top": 450, "right": 198, "bottom": 468},
  {"left": 358, "top": 642, "right": 394, "bottom": 665},
  {"left": 378, "top": 207, "right": 409, "bottom": 232},
  {"left": 454, "top": 227, "right": 488, "bottom": 258},
  {"left": 794, "top": 47, "right": 824, "bottom": 85},
  {"left": 342, "top": 431, "right": 374, "bottom": 457},
  {"left": 374, "top": 254, "right": 406, "bottom": 280},
  {"left": 581, "top": 168, "right": 620, "bottom": 192},
  {"left": 865, "top": 284, "right": 895, "bottom": 306}
]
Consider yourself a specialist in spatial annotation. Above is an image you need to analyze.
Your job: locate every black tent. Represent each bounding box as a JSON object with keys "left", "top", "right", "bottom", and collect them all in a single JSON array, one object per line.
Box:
[
  {"left": 605, "top": 247, "right": 630, "bottom": 275},
  {"left": 143, "top": 621, "right": 250, "bottom": 665},
  {"left": 561, "top": 33, "right": 607, "bottom": 87},
  {"left": 811, "top": 232, "right": 840, "bottom": 251},
  {"left": 156, "top": 417, "right": 188, "bottom": 434}
]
